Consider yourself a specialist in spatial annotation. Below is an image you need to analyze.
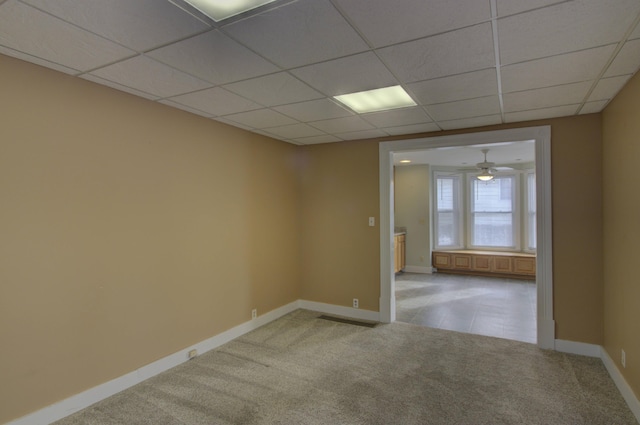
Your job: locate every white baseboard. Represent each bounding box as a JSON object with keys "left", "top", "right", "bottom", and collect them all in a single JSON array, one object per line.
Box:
[
  {"left": 401, "top": 266, "right": 432, "bottom": 274},
  {"left": 555, "top": 340, "right": 640, "bottom": 423},
  {"left": 554, "top": 339, "right": 601, "bottom": 357},
  {"left": 7, "top": 301, "right": 300, "bottom": 425},
  {"left": 10, "top": 303, "right": 639, "bottom": 425},
  {"left": 298, "top": 299, "right": 380, "bottom": 322},
  {"left": 601, "top": 347, "right": 640, "bottom": 422}
]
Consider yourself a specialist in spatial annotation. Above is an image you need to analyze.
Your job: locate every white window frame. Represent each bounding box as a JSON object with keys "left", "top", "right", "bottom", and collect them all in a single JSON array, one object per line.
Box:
[
  {"left": 467, "top": 173, "right": 520, "bottom": 251},
  {"left": 433, "top": 171, "right": 464, "bottom": 250},
  {"left": 524, "top": 170, "right": 537, "bottom": 253}
]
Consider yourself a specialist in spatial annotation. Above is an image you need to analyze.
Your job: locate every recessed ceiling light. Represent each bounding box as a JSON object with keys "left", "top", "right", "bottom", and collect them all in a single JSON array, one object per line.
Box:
[
  {"left": 334, "top": 85, "right": 417, "bottom": 114},
  {"left": 183, "top": 0, "right": 276, "bottom": 22}
]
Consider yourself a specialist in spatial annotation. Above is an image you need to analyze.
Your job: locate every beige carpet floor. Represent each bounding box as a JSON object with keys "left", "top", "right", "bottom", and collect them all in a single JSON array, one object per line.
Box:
[{"left": 53, "top": 309, "right": 637, "bottom": 425}]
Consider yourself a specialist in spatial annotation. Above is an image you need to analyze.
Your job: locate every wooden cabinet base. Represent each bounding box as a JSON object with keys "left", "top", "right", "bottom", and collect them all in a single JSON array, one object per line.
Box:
[{"left": 432, "top": 250, "right": 535, "bottom": 279}]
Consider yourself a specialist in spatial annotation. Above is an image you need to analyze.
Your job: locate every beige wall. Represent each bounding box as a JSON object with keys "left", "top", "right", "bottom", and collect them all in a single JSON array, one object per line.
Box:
[
  {"left": 394, "top": 165, "right": 431, "bottom": 269},
  {"left": 602, "top": 71, "right": 640, "bottom": 398},
  {"left": 297, "top": 141, "right": 380, "bottom": 311},
  {"left": 0, "top": 54, "right": 300, "bottom": 423}
]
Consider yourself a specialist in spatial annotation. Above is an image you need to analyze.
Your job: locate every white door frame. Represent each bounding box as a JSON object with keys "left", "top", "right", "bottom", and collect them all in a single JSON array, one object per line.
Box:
[{"left": 378, "top": 126, "right": 555, "bottom": 349}]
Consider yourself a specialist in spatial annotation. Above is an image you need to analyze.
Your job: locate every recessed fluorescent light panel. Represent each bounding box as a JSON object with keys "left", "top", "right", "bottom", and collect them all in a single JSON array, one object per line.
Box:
[
  {"left": 334, "top": 85, "right": 417, "bottom": 114},
  {"left": 183, "top": 0, "right": 276, "bottom": 21}
]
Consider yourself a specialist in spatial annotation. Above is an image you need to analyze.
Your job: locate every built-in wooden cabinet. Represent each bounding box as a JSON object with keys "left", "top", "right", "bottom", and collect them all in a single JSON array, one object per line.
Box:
[
  {"left": 432, "top": 250, "right": 535, "bottom": 279},
  {"left": 394, "top": 234, "right": 406, "bottom": 273}
]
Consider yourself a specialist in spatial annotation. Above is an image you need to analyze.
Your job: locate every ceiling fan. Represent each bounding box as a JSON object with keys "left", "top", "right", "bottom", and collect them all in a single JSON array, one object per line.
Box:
[{"left": 475, "top": 149, "right": 496, "bottom": 181}]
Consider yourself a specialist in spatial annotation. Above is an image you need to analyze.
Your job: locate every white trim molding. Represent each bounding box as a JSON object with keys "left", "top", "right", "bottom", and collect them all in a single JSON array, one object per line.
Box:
[
  {"left": 7, "top": 301, "right": 300, "bottom": 425},
  {"left": 298, "top": 300, "right": 380, "bottom": 322},
  {"left": 8, "top": 303, "right": 640, "bottom": 425},
  {"left": 555, "top": 339, "right": 640, "bottom": 423},
  {"left": 379, "top": 126, "right": 555, "bottom": 349},
  {"left": 601, "top": 347, "right": 640, "bottom": 422},
  {"left": 401, "top": 266, "right": 433, "bottom": 274},
  {"left": 554, "top": 339, "right": 602, "bottom": 358}
]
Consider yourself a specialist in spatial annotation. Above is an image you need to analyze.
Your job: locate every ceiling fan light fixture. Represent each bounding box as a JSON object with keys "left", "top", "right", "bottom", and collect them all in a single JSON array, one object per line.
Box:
[
  {"left": 477, "top": 170, "right": 494, "bottom": 181},
  {"left": 334, "top": 85, "right": 416, "bottom": 113},
  {"left": 182, "top": 0, "right": 276, "bottom": 21}
]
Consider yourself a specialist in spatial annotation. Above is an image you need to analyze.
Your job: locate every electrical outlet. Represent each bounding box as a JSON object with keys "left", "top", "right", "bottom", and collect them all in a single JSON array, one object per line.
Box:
[
  {"left": 188, "top": 349, "right": 198, "bottom": 359},
  {"left": 353, "top": 298, "right": 359, "bottom": 309},
  {"left": 252, "top": 309, "right": 257, "bottom": 320},
  {"left": 622, "top": 349, "right": 626, "bottom": 368},
  {"left": 368, "top": 217, "right": 375, "bottom": 227}
]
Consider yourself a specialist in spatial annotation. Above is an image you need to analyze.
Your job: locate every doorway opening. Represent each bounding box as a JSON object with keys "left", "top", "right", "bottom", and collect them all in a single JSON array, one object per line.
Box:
[{"left": 379, "top": 126, "right": 555, "bottom": 349}]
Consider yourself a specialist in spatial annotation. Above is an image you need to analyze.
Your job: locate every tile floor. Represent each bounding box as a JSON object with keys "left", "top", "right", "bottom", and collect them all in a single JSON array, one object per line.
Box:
[{"left": 395, "top": 272, "right": 536, "bottom": 344}]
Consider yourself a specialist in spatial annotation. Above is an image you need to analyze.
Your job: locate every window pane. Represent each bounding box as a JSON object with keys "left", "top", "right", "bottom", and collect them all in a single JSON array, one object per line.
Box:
[
  {"left": 437, "top": 211, "right": 456, "bottom": 245},
  {"left": 437, "top": 178, "right": 454, "bottom": 211},
  {"left": 527, "top": 173, "right": 536, "bottom": 250},
  {"left": 435, "top": 175, "right": 461, "bottom": 248},
  {"left": 472, "top": 212, "right": 513, "bottom": 246},
  {"left": 470, "top": 176, "right": 516, "bottom": 248},
  {"left": 472, "top": 179, "right": 512, "bottom": 212}
]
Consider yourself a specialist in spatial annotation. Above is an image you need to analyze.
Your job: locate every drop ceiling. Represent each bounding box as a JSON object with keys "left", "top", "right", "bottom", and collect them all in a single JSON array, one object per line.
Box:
[{"left": 1, "top": 0, "right": 639, "bottom": 145}]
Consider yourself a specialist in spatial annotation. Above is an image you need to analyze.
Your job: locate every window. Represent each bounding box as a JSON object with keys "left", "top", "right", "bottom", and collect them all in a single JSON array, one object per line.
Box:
[
  {"left": 434, "top": 173, "right": 462, "bottom": 249},
  {"left": 431, "top": 170, "right": 536, "bottom": 253},
  {"left": 526, "top": 171, "right": 536, "bottom": 251},
  {"left": 469, "top": 175, "right": 517, "bottom": 249}
]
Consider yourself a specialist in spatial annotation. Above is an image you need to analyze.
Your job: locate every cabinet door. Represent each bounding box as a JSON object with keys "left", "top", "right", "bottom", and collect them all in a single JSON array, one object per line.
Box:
[
  {"left": 472, "top": 255, "right": 492, "bottom": 272},
  {"left": 394, "top": 236, "right": 400, "bottom": 273},
  {"left": 491, "top": 257, "right": 513, "bottom": 273},
  {"left": 433, "top": 252, "right": 452, "bottom": 269},
  {"left": 452, "top": 254, "right": 472, "bottom": 270},
  {"left": 514, "top": 257, "right": 536, "bottom": 275}
]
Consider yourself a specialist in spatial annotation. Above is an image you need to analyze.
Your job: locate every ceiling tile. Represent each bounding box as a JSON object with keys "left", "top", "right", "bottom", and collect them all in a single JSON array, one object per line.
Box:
[
  {"left": 0, "top": 45, "right": 78, "bottom": 75},
  {"left": 223, "top": 0, "right": 368, "bottom": 68},
  {"left": 505, "top": 105, "right": 579, "bottom": 122},
  {"left": 169, "top": 87, "right": 261, "bottom": 116},
  {"left": 335, "top": 129, "right": 388, "bottom": 140},
  {"left": 262, "top": 123, "right": 325, "bottom": 139},
  {"left": 499, "top": 0, "right": 640, "bottom": 65},
  {"left": 496, "top": 0, "right": 565, "bottom": 17},
  {"left": 334, "top": 0, "right": 490, "bottom": 47},
  {"left": 223, "top": 109, "right": 298, "bottom": 129},
  {"left": 0, "top": 1, "right": 134, "bottom": 72},
  {"left": 501, "top": 46, "right": 614, "bottom": 93},
  {"left": 22, "top": 0, "right": 210, "bottom": 51},
  {"left": 294, "top": 134, "right": 342, "bottom": 145},
  {"left": 159, "top": 99, "right": 214, "bottom": 118},
  {"left": 361, "top": 107, "right": 432, "bottom": 128},
  {"left": 378, "top": 23, "right": 495, "bottom": 83},
  {"left": 588, "top": 75, "right": 631, "bottom": 101},
  {"left": 147, "top": 30, "right": 278, "bottom": 85},
  {"left": 426, "top": 96, "right": 501, "bottom": 121},
  {"left": 503, "top": 82, "right": 592, "bottom": 112},
  {"left": 223, "top": 72, "right": 323, "bottom": 107},
  {"left": 90, "top": 56, "right": 211, "bottom": 98},
  {"left": 383, "top": 123, "right": 441, "bottom": 135},
  {"left": 211, "top": 117, "right": 254, "bottom": 131},
  {"left": 604, "top": 39, "right": 640, "bottom": 77},
  {"left": 82, "top": 74, "right": 160, "bottom": 100},
  {"left": 291, "top": 52, "right": 398, "bottom": 96},
  {"left": 310, "top": 116, "right": 374, "bottom": 133},
  {"left": 580, "top": 100, "right": 608, "bottom": 114},
  {"left": 274, "top": 99, "right": 353, "bottom": 121},
  {"left": 439, "top": 115, "right": 502, "bottom": 130},
  {"left": 406, "top": 69, "right": 498, "bottom": 105}
]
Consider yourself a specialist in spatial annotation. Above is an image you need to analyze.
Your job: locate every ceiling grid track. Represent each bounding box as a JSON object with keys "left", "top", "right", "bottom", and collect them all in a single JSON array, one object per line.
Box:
[
  {"left": 576, "top": 10, "right": 640, "bottom": 115},
  {"left": 490, "top": 0, "right": 505, "bottom": 124}
]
